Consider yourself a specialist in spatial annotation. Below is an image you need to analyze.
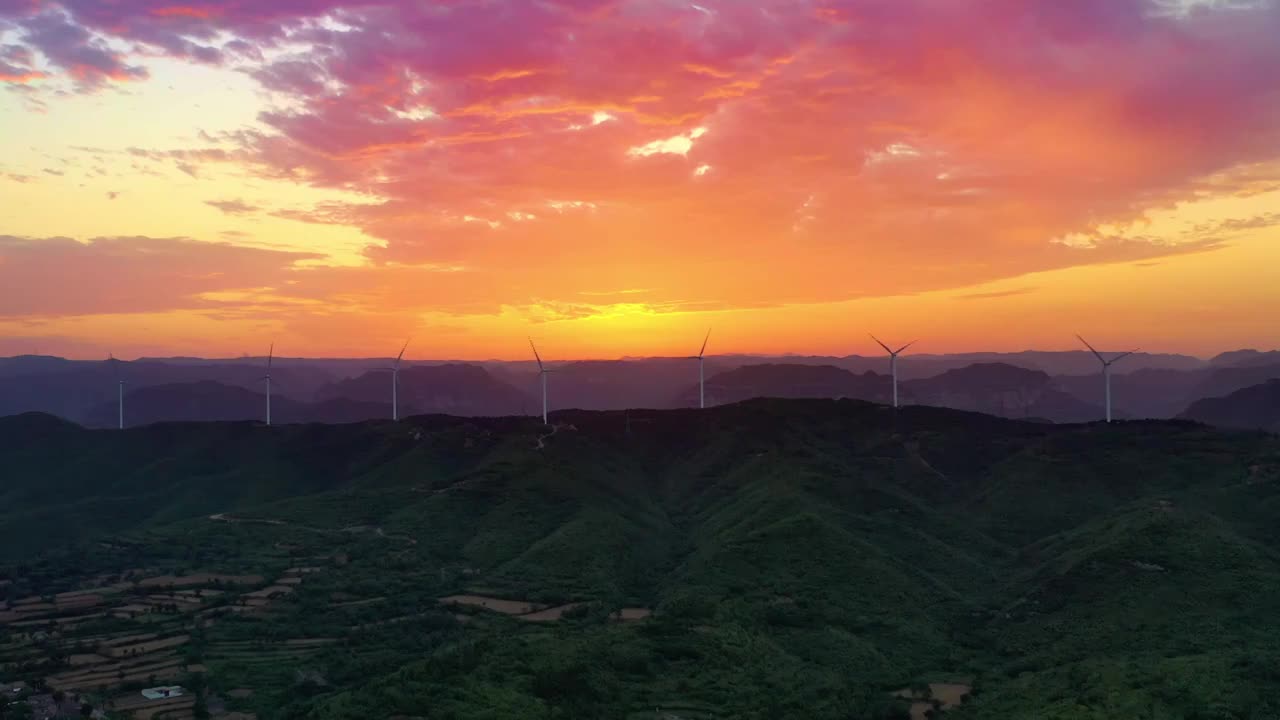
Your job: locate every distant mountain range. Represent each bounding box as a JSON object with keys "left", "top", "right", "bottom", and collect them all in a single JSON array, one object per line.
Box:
[
  {"left": 83, "top": 381, "right": 393, "bottom": 427},
  {"left": 2, "top": 350, "right": 1278, "bottom": 430},
  {"left": 675, "top": 363, "right": 893, "bottom": 407},
  {"left": 488, "top": 358, "right": 724, "bottom": 411},
  {"left": 1180, "top": 379, "right": 1280, "bottom": 432},
  {"left": 716, "top": 349, "right": 1207, "bottom": 380},
  {"left": 316, "top": 364, "right": 531, "bottom": 417},
  {"left": 902, "top": 363, "right": 1104, "bottom": 422},
  {"left": 0, "top": 358, "right": 335, "bottom": 423},
  {"left": 1055, "top": 362, "right": 1280, "bottom": 419},
  {"left": 679, "top": 362, "right": 1106, "bottom": 423}
]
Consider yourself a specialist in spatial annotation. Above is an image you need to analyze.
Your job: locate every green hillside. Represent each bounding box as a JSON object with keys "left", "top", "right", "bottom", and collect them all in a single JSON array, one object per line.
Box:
[{"left": 1, "top": 400, "right": 1278, "bottom": 719}]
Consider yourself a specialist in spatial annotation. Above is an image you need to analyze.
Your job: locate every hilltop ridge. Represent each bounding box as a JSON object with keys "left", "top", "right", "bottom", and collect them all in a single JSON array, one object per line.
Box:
[{"left": 3, "top": 400, "right": 1279, "bottom": 719}]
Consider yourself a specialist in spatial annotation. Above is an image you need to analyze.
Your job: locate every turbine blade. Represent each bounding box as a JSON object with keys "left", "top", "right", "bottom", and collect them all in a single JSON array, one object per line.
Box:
[
  {"left": 396, "top": 338, "right": 410, "bottom": 366},
  {"left": 1111, "top": 349, "right": 1138, "bottom": 363},
  {"left": 895, "top": 340, "right": 917, "bottom": 355},
  {"left": 267, "top": 342, "right": 274, "bottom": 370},
  {"left": 1075, "top": 334, "right": 1105, "bottom": 363},
  {"left": 699, "top": 329, "right": 711, "bottom": 358},
  {"left": 869, "top": 334, "right": 893, "bottom": 354},
  {"left": 529, "top": 337, "right": 544, "bottom": 370}
]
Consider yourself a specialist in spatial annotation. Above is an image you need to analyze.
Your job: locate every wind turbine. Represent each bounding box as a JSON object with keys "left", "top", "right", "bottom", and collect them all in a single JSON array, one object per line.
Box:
[
  {"left": 382, "top": 339, "right": 410, "bottom": 421},
  {"left": 529, "top": 338, "right": 552, "bottom": 425},
  {"left": 1076, "top": 335, "right": 1137, "bottom": 423},
  {"left": 262, "top": 343, "right": 273, "bottom": 426},
  {"left": 108, "top": 353, "right": 125, "bottom": 429},
  {"left": 686, "top": 329, "right": 711, "bottom": 409},
  {"left": 870, "top": 335, "right": 916, "bottom": 409}
]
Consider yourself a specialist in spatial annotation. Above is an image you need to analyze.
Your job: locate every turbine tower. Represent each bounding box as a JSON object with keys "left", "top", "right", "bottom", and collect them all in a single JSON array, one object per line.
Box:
[
  {"left": 109, "top": 353, "right": 125, "bottom": 429},
  {"left": 529, "top": 338, "right": 552, "bottom": 425},
  {"left": 1077, "top": 335, "right": 1136, "bottom": 423},
  {"left": 262, "top": 343, "right": 274, "bottom": 426},
  {"left": 870, "top": 335, "right": 916, "bottom": 409},
  {"left": 686, "top": 329, "right": 711, "bottom": 409},
  {"left": 384, "top": 339, "right": 410, "bottom": 421}
]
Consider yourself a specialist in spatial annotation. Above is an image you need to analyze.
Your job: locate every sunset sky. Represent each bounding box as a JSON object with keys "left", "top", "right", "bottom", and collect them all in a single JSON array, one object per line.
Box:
[{"left": 1, "top": 0, "right": 1278, "bottom": 360}]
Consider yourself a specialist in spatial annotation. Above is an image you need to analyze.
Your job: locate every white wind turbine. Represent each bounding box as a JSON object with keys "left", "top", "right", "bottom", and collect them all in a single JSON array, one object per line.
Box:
[
  {"left": 382, "top": 339, "right": 410, "bottom": 421},
  {"left": 1077, "top": 335, "right": 1137, "bottom": 423},
  {"left": 686, "top": 329, "right": 711, "bottom": 409},
  {"left": 529, "top": 338, "right": 553, "bottom": 425},
  {"left": 262, "top": 343, "right": 274, "bottom": 426},
  {"left": 870, "top": 334, "right": 916, "bottom": 409},
  {"left": 108, "top": 353, "right": 125, "bottom": 429}
]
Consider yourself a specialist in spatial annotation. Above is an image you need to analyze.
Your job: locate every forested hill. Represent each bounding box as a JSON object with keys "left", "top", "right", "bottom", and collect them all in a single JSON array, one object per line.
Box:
[{"left": 2, "top": 400, "right": 1279, "bottom": 719}]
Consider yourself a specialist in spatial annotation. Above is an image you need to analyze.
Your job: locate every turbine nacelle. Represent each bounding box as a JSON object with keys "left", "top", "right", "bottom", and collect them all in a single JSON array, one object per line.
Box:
[
  {"left": 870, "top": 334, "right": 915, "bottom": 358},
  {"left": 529, "top": 338, "right": 554, "bottom": 374},
  {"left": 689, "top": 329, "right": 711, "bottom": 409},
  {"left": 870, "top": 333, "right": 916, "bottom": 409},
  {"left": 394, "top": 338, "right": 410, "bottom": 370},
  {"left": 529, "top": 338, "right": 553, "bottom": 425},
  {"left": 1077, "top": 334, "right": 1137, "bottom": 423},
  {"left": 1076, "top": 334, "right": 1138, "bottom": 367}
]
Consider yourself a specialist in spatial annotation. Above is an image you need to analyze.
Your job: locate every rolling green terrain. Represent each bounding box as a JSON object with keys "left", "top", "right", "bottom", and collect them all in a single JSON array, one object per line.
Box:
[{"left": 2, "top": 400, "right": 1279, "bottom": 719}]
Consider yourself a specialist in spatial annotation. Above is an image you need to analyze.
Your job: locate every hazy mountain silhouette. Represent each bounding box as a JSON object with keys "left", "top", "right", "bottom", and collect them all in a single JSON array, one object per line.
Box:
[
  {"left": 1209, "top": 349, "right": 1280, "bottom": 368},
  {"left": 1056, "top": 363, "right": 1280, "bottom": 419},
  {"left": 1191, "top": 363, "right": 1280, "bottom": 401},
  {"left": 1179, "top": 379, "right": 1280, "bottom": 432},
  {"left": 718, "top": 350, "right": 1206, "bottom": 380},
  {"left": 0, "top": 360, "right": 337, "bottom": 423},
  {"left": 84, "top": 381, "right": 273, "bottom": 426},
  {"left": 902, "top": 363, "right": 1104, "bottom": 422},
  {"left": 508, "top": 358, "right": 724, "bottom": 411},
  {"left": 315, "top": 363, "right": 531, "bottom": 417},
  {"left": 676, "top": 363, "right": 893, "bottom": 407},
  {"left": 4, "top": 352, "right": 1277, "bottom": 425},
  {"left": 0, "top": 354, "right": 78, "bottom": 378},
  {"left": 82, "top": 381, "right": 391, "bottom": 427}
]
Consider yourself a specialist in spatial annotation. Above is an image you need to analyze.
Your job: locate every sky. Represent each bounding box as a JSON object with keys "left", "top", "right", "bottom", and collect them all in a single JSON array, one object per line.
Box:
[{"left": 1, "top": 0, "right": 1278, "bottom": 361}]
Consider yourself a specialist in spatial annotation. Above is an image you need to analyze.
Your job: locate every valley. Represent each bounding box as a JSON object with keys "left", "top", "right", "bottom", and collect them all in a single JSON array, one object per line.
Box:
[{"left": 1, "top": 400, "right": 1279, "bottom": 719}]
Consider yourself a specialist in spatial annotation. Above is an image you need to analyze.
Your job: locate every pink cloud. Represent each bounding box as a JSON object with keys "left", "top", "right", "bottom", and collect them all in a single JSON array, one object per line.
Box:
[
  {"left": 12, "top": 7, "right": 148, "bottom": 88},
  {"left": 4, "top": 0, "right": 1280, "bottom": 315},
  {"left": 0, "top": 235, "right": 319, "bottom": 317}
]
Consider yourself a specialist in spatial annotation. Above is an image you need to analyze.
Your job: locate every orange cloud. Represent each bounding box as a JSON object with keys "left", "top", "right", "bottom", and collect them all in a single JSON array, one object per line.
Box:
[
  {"left": 2, "top": 0, "right": 1280, "bottom": 357},
  {"left": 0, "top": 69, "right": 46, "bottom": 83}
]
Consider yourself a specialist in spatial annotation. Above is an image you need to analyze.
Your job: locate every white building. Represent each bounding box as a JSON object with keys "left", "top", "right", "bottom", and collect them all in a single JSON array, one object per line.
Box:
[{"left": 141, "top": 686, "right": 185, "bottom": 700}]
